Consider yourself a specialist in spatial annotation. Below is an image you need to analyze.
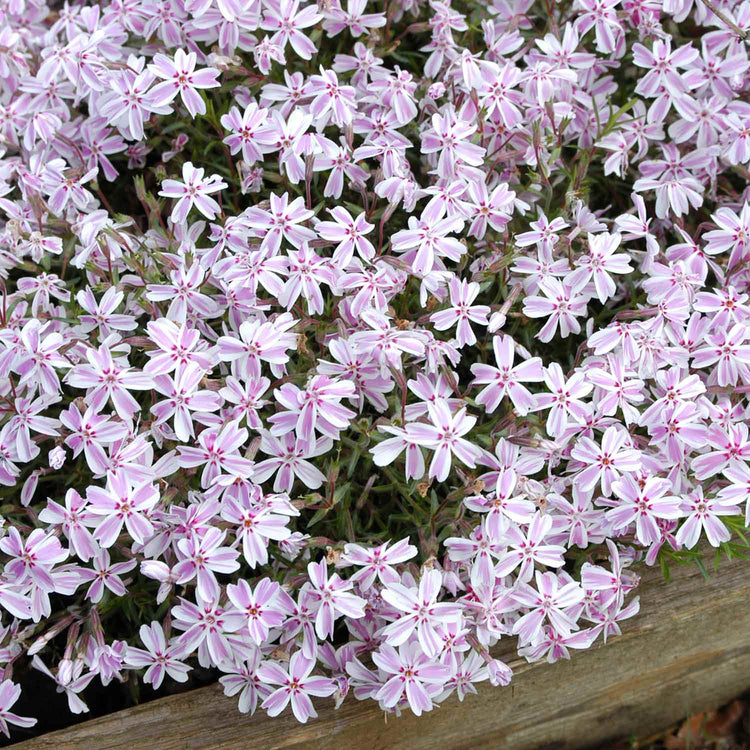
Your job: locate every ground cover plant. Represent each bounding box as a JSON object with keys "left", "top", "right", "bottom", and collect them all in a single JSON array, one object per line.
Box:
[{"left": 0, "top": 0, "right": 750, "bottom": 738}]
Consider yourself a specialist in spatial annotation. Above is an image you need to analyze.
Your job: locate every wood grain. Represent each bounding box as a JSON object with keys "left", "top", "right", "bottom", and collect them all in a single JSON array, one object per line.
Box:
[{"left": 14, "top": 554, "right": 750, "bottom": 749}]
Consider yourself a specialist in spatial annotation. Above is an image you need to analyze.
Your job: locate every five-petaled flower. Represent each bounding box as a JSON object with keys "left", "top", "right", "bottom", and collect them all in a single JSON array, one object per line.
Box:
[
  {"left": 381, "top": 569, "right": 461, "bottom": 656},
  {"left": 257, "top": 651, "right": 336, "bottom": 723},
  {"left": 159, "top": 162, "right": 228, "bottom": 223},
  {"left": 471, "top": 335, "right": 544, "bottom": 415},
  {"left": 125, "top": 621, "right": 192, "bottom": 690},
  {"left": 148, "top": 50, "right": 220, "bottom": 117},
  {"left": 372, "top": 642, "right": 451, "bottom": 716}
]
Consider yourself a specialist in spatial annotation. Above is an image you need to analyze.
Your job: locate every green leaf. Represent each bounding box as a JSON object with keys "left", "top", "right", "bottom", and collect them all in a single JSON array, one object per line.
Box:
[
  {"left": 306, "top": 506, "right": 331, "bottom": 528},
  {"left": 332, "top": 482, "right": 351, "bottom": 506}
]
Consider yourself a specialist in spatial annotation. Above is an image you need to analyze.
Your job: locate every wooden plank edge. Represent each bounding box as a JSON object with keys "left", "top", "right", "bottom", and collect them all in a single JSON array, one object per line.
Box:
[{"left": 12, "top": 553, "right": 750, "bottom": 749}]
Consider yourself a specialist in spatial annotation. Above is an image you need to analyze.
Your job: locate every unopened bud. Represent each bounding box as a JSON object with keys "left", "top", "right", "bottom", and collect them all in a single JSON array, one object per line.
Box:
[{"left": 49, "top": 446, "right": 66, "bottom": 470}]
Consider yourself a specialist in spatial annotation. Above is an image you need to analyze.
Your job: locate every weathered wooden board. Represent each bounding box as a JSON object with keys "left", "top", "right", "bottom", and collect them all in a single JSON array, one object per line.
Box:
[{"left": 14, "top": 554, "right": 750, "bottom": 749}]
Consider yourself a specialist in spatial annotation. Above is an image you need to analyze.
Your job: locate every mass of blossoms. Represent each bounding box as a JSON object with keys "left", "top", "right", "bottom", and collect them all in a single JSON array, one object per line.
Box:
[{"left": 0, "top": 0, "right": 749, "bottom": 737}]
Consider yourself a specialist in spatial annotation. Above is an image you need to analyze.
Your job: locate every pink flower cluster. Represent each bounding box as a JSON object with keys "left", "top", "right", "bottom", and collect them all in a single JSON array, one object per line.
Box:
[{"left": 0, "top": 0, "right": 749, "bottom": 735}]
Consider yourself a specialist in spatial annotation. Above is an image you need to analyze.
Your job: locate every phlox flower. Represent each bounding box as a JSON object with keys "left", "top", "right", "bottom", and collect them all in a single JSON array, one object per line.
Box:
[
  {"left": 511, "top": 571, "right": 584, "bottom": 644},
  {"left": 221, "top": 102, "right": 271, "bottom": 165},
  {"left": 370, "top": 424, "right": 426, "bottom": 480},
  {"left": 16, "top": 273, "right": 69, "bottom": 315},
  {"left": 373, "top": 642, "right": 451, "bottom": 716},
  {"left": 724, "top": 112, "right": 750, "bottom": 165},
  {"left": 586, "top": 355, "right": 645, "bottom": 425},
  {"left": 246, "top": 192, "right": 315, "bottom": 253},
  {"left": 390, "top": 213, "right": 466, "bottom": 276},
  {"left": 464, "top": 180, "right": 516, "bottom": 240},
  {"left": 6, "top": 395, "right": 61, "bottom": 462},
  {"left": 66, "top": 345, "right": 152, "bottom": 421},
  {"left": 144, "top": 319, "right": 216, "bottom": 376},
  {"left": 405, "top": 399, "right": 481, "bottom": 482},
  {"left": 444, "top": 517, "right": 506, "bottom": 587},
  {"left": 368, "top": 67, "right": 419, "bottom": 125},
  {"left": 547, "top": 487, "right": 603, "bottom": 549},
  {"left": 308, "top": 69, "right": 357, "bottom": 127},
  {"left": 98, "top": 64, "right": 171, "bottom": 141},
  {"left": 570, "top": 427, "right": 641, "bottom": 496},
  {"left": 146, "top": 261, "right": 216, "bottom": 324},
  {"left": 515, "top": 212, "right": 568, "bottom": 258},
  {"left": 568, "top": 232, "right": 633, "bottom": 303},
  {"left": 323, "top": 0, "right": 387, "bottom": 37},
  {"left": 220, "top": 375, "right": 270, "bottom": 428},
  {"left": 279, "top": 244, "right": 336, "bottom": 315},
  {"left": 633, "top": 175, "right": 704, "bottom": 219},
  {"left": 151, "top": 364, "right": 223, "bottom": 442},
  {"left": 638, "top": 369, "right": 705, "bottom": 427},
  {"left": 467, "top": 467, "right": 536, "bottom": 534},
  {"left": 172, "top": 592, "right": 245, "bottom": 667},
  {"left": 86, "top": 472, "right": 159, "bottom": 547},
  {"left": 268, "top": 375, "right": 356, "bottom": 451},
  {"left": 430, "top": 277, "right": 490, "bottom": 348},
  {"left": 647, "top": 402, "right": 708, "bottom": 463},
  {"left": 125, "top": 621, "right": 192, "bottom": 690},
  {"left": 59, "top": 404, "right": 129, "bottom": 475},
  {"left": 253, "top": 36, "right": 287, "bottom": 75},
  {"left": 575, "top": 0, "right": 622, "bottom": 53},
  {"left": 341, "top": 537, "right": 418, "bottom": 591},
  {"left": 226, "top": 578, "right": 292, "bottom": 645},
  {"left": 615, "top": 194, "right": 660, "bottom": 267},
  {"left": 261, "top": 0, "right": 322, "bottom": 61},
  {"left": 703, "top": 203, "right": 750, "bottom": 269},
  {"left": 220, "top": 487, "right": 293, "bottom": 567},
  {"left": 307, "top": 559, "right": 366, "bottom": 640},
  {"left": 253, "top": 431, "right": 331, "bottom": 492},
  {"left": 381, "top": 569, "right": 461, "bottom": 657},
  {"left": 632, "top": 39, "right": 699, "bottom": 98},
  {"left": 31, "top": 657, "right": 94, "bottom": 715},
  {"left": 0, "top": 681, "right": 36, "bottom": 738},
  {"left": 219, "top": 648, "right": 272, "bottom": 715},
  {"left": 494, "top": 512, "right": 566, "bottom": 582},
  {"left": 522, "top": 276, "right": 589, "bottom": 342},
  {"left": 580, "top": 539, "right": 629, "bottom": 609},
  {"left": 690, "top": 422, "right": 750, "bottom": 479},
  {"left": 0, "top": 527, "right": 68, "bottom": 591},
  {"left": 719, "top": 462, "right": 750, "bottom": 526},
  {"left": 13, "top": 319, "right": 71, "bottom": 395},
  {"left": 519, "top": 626, "right": 596, "bottom": 665},
  {"left": 77, "top": 287, "right": 138, "bottom": 338},
  {"left": 521, "top": 61, "right": 577, "bottom": 106},
  {"left": 438, "top": 650, "right": 491, "bottom": 702},
  {"left": 675, "top": 487, "right": 741, "bottom": 548},
  {"left": 588, "top": 597, "right": 641, "bottom": 643},
  {"left": 670, "top": 94, "right": 729, "bottom": 148},
  {"left": 159, "top": 162, "right": 228, "bottom": 223},
  {"left": 316, "top": 207, "right": 375, "bottom": 267},
  {"left": 217, "top": 313, "right": 298, "bottom": 381},
  {"left": 609, "top": 476, "right": 682, "bottom": 546},
  {"left": 38, "top": 489, "right": 98, "bottom": 562},
  {"left": 147, "top": 49, "right": 220, "bottom": 117},
  {"left": 532, "top": 362, "right": 592, "bottom": 437},
  {"left": 692, "top": 323, "right": 750, "bottom": 386},
  {"left": 174, "top": 527, "right": 240, "bottom": 601},
  {"left": 258, "top": 652, "right": 336, "bottom": 723},
  {"left": 78, "top": 548, "right": 137, "bottom": 603},
  {"left": 470, "top": 334, "right": 544, "bottom": 415},
  {"left": 177, "top": 420, "right": 255, "bottom": 488},
  {"left": 421, "top": 110, "right": 486, "bottom": 179},
  {"left": 41, "top": 159, "right": 98, "bottom": 217}
]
